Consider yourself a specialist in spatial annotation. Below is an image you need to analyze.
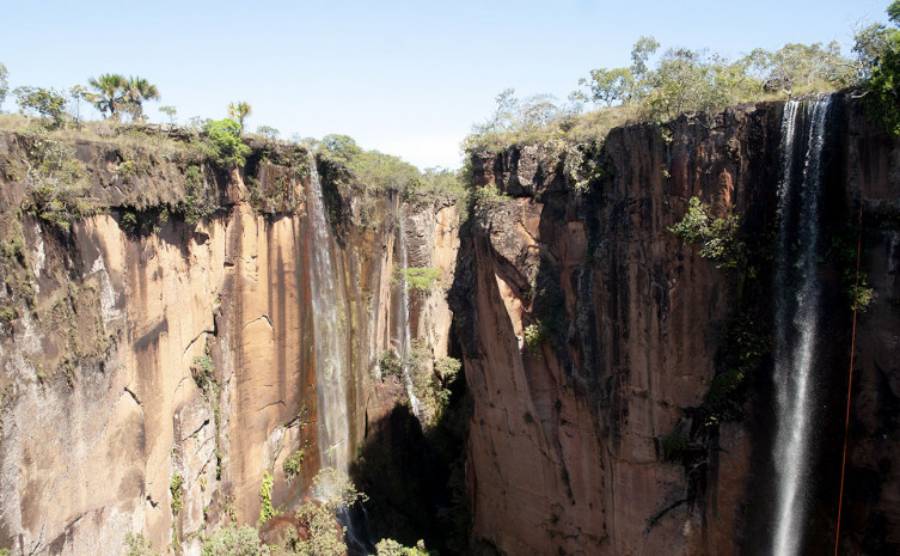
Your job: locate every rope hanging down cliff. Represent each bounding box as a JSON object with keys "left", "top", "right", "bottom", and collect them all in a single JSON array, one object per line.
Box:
[{"left": 833, "top": 203, "right": 864, "bottom": 556}]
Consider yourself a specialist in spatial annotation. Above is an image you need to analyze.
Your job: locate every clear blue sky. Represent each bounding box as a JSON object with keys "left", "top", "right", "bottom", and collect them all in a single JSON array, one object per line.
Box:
[{"left": 0, "top": 0, "right": 890, "bottom": 168}]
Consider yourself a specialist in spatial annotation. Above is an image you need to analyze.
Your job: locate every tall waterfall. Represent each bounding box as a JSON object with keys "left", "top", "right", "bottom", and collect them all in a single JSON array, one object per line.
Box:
[
  {"left": 306, "top": 156, "right": 352, "bottom": 475},
  {"left": 396, "top": 208, "right": 423, "bottom": 419},
  {"left": 771, "top": 96, "right": 832, "bottom": 556}
]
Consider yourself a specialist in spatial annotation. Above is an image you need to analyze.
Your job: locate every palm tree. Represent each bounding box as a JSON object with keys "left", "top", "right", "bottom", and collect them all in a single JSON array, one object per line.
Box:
[
  {"left": 227, "top": 101, "right": 252, "bottom": 132},
  {"left": 87, "top": 73, "right": 127, "bottom": 120},
  {"left": 123, "top": 76, "right": 160, "bottom": 122}
]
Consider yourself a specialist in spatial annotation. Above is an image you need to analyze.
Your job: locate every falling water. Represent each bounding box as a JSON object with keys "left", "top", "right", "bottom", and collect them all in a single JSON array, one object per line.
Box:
[
  {"left": 307, "top": 157, "right": 373, "bottom": 554},
  {"left": 771, "top": 96, "right": 832, "bottom": 556},
  {"left": 396, "top": 208, "right": 423, "bottom": 419},
  {"left": 306, "top": 155, "right": 352, "bottom": 475}
]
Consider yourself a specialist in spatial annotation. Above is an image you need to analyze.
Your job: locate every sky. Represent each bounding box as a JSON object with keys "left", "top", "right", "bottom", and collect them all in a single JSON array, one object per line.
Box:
[{"left": 0, "top": 0, "right": 891, "bottom": 168}]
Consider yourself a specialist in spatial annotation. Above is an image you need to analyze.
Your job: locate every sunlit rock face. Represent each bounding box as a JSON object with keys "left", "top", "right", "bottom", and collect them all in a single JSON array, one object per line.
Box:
[
  {"left": 452, "top": 96, "right": 899, "bottom": 555},
  {"left": 0, "top": 137, "right": 459, "bottom": 555}
]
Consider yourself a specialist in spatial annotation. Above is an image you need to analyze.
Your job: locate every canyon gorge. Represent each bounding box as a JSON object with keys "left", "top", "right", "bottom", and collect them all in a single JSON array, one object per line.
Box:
[{"left": 0, "top": 93, "right": 897, "bottom": 556}]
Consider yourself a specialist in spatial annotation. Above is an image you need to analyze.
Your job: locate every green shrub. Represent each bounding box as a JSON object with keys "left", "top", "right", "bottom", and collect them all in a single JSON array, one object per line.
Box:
[
  {"left": 191, "top": 354, "right": 216, "bottom": 394},
  {"left": 379, "top": 350, "right": 403, "bottom": 380},
  {"left": 179, "top": 164, "right": 216, "bottom": 225},
  {"left": 435, "top": 356, "right": 462, "bottom": 382},
  {"left": 292, "top": 502, "right": 346, "bottom": 556},
  {"left": 0, "top": 305, "right": 17, "bottom": 324},
  {"left": 523, "top": 322, "right": 548, "bottom": 354},
  {"left": 201, "top": 526, "right": 268, "bottom": 556},
  {"left": 850, "top": 283, "right": 876, "bottom": 312},
  {"left": 282, "top": 449, "right": 305, "bottom": 483},
  {"left": 375, "top": 538, "right": 432, "bottom": 556},
  {"left": 669, "top": 196, "right": 744, "bottom": 269},
  {"left": 170, "top": 473, "right": 184, "bottom": 515},
  {"left": 257, "top": 470, "right": 279, "bottom": 525},
  {"left": 397, "top": 267, "right": 442, "bottom": 292},
  {"left": 203, "top": 118, "right": 251, "bottom": 168},
  {"left": 124, "top": 533, "right": 157, "bottom": 556},
  {"left": 14, "top": 86, "right": 67, "bottom": 128}
]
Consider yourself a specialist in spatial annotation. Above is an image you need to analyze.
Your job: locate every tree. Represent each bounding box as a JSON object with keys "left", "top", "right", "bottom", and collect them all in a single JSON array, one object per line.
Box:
[
  {"left": 862, "top": 0, "right": 900, "bottom": 136},
  {"left": 227, "top": 101, "right": 251, "bottom": 132},
  {"left": 14, "top": 86, "right": 67, "bottom": 128},
  {"left": 630, "top": 35, "right": 661, "bottom": 80},
  {"left": 0, "top": 63, "right": 8, "bottom": 112},
  {"left": 88, "top": 73, "right": 127, "bottom": 120},
  {"left": 159, "top": 105, "right": 177, "bottom": 126},
  {"left": 256, "top": 125, "right": 279, "bottom": 140},
  {"left": 580, "top": 67, "right": 635, "bottom": 106},
  {"left": 68, "top": 85, "right": 88, "bottom": 126},
  {"left": 203, "top": 118, "right": 251, "bottom": 167},
  {"left": 123, "top": 76, "right": 160, "bottom": 121}
]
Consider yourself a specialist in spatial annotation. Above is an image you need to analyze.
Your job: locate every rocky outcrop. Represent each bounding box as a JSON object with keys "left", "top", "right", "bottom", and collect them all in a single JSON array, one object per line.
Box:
[{"left": 452, "top": 96, "right": 900, "bottom": 555}]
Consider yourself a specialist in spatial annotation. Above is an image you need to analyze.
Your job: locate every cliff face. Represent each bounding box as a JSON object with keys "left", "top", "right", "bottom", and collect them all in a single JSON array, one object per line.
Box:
[
  {"left": 451, "top": 96, "right": 900, "bottom": 555},
  {"left": 0, "top": 95, "right": 896, "bottom": 556},
  {"left": 0, "top": 134, "right": 460, "bottom": 555}
]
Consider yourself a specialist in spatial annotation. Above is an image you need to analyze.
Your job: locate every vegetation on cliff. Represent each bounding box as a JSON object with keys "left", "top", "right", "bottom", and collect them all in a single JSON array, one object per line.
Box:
[{"left": 466, "top": 2, "right": 900, "bottom": 153}]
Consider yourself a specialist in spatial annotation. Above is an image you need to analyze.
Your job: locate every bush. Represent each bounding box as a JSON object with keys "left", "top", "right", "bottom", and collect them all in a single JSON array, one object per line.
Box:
[
  {"left": 21, "top": 135, "right": 92, "bottom": 232},
  {"left": 523, "top": 322, "right": 547, "bottom": 354},
  {"left": 434, "top": 356, "right": 462, "bottom": 382},
  {"left": 282, "top": 449, "right": 305, "bottom": 483},
  {"left": 379, "top": 350, "right": 403, "bottom": 380},
  {"left": 179, "top": 164, "right": 216, "bottom": 225},
  {"left": 124, "top": 533, "right": 157, "bottom": 556},
  {"left": 397, "top": 267, "right": 442, "bottom": 292},
  {"left": 375, "top": 538, "right": 431, "bottom": 556},
  {"left": 201, "top": 526, "right": 268, "bottom": 556},
  {"left": 170, "top": 473, "right": 184, "bottom": 515},
  {"left": 292, "top": 502, "right": 346, "bottom": 556},
  {"left": 669, "top": 196, "right": 744, "bottom": 269},
  {"left": 258, "top": 470, "right": 278, "bottom": 525},
  {"left": 203, "top": 118, "right": 251, "bottom": 168},
  {"left": 14, "top": 86, "right": 67, "bottom": 128}
]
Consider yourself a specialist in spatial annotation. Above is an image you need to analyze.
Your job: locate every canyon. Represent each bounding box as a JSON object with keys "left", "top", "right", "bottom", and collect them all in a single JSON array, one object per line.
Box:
[{"left": 0, "top": 93, "right": 897, "bottom": 555}]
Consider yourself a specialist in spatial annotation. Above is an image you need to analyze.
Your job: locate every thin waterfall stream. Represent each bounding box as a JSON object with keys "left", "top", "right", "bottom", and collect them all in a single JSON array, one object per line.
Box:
[
  {"left": 306, "top": 156, "right": 371, "bottom": 552},
  {"left": 771, "top": 96, "right": 832, "bottom": 556},
  {"left": 396, "top": 207, "right": 423, "bottom": 420}
]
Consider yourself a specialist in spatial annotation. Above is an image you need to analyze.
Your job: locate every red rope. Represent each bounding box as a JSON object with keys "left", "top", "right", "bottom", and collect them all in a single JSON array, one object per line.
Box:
[{"left": 833, "top": 204, "right": 864, "bottom": 556}]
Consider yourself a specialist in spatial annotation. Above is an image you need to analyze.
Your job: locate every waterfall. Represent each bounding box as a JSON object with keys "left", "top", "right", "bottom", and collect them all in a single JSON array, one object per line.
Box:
[
  {"left": 771, "top": 96, "right": 832, "bottom": 556},
  {"left": 306, "top": 156, "right": 352, "bottom": 475},
  {"left": 306, "top": 157, "right": 373, "bottom": 554},
  {"left": 396, "top": 207, "right": 423, "bottom": 419}
]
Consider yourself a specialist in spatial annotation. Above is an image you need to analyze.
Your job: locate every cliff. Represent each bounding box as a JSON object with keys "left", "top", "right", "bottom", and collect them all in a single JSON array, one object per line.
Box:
[
  {"left": 451, "top": 95, "right": 899, "bottom": 555},
  {"left": 0, "top": 131, "right": 461, "bottom": 554},
  {"left": 0, "top": 94, "right": 897, "bottom": 556}
]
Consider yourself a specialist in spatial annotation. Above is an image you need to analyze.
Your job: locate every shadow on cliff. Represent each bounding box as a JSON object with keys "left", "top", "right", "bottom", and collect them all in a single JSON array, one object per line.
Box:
[{"left": 349, "top": 349, "right": 472, "bottom": 555}]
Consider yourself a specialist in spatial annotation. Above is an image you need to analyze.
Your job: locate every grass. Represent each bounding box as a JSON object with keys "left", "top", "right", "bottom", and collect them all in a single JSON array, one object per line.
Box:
[{"left": 0, "top": 113, "right": 203, "bottom": 162}]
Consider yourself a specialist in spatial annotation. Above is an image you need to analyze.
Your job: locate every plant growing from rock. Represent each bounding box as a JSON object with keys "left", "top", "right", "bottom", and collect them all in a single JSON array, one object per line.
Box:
[
  {"left": 257, "top": 470, "right": 279, "bottom": 525},
  {"left": 397, "top": 267, "right": 442, "bottom": 292},
  {"left": 282, "top": 449, "right": 305, "bottom": 483},
  {"left": 668, "top": 196, "right": 745, "bottom": 269}
]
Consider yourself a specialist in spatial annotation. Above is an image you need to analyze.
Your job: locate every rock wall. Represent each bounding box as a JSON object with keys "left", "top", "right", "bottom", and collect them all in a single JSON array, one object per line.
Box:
[
  {"left": 0, "top": 134, "right": 459, "bottom": 555},
  {"left": 452, "top": 96, "right": 900, "bottom": 555}
]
